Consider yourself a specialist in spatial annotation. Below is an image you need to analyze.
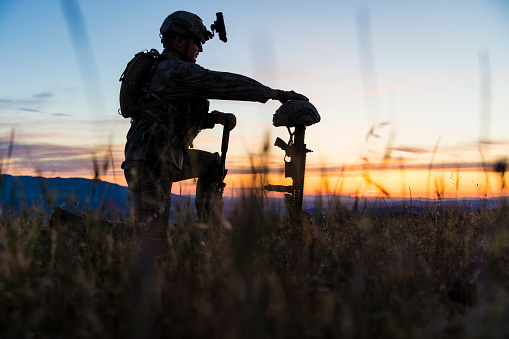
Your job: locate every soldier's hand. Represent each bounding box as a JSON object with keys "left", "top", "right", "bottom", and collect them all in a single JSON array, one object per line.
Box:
[
  {"left": 212, "top": 111, "right": 237, "bottom": 131},
  {"left": 275, "top": 90, "right": 309, "bottom": 103}
]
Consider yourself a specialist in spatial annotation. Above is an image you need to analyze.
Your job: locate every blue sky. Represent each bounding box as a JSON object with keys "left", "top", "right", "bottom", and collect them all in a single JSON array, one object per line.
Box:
[{"left": 1, "top": 0, "right": 508, "bottom": 197}]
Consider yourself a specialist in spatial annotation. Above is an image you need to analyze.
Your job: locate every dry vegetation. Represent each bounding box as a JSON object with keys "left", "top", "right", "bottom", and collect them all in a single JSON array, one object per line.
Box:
[{"left": 1, "top": 191, "right": 509, "bottom": 338}]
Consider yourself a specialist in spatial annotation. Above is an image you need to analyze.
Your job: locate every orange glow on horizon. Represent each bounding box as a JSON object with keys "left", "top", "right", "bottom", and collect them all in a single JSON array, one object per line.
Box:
[
  {"left": 4, "top": 163, "right": 507, "bottom": 200},
  {"left": 170, "top": 167, "right": 507, "bottom": 199}
]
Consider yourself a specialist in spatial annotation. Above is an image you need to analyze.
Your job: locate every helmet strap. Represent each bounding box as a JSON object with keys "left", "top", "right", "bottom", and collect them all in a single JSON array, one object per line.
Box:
[
  {"left": 165, "top": 35, "right": 191, "bottom": 61},
  {"left": 183, "top": 38, "right": 191, "bottom": 62}
]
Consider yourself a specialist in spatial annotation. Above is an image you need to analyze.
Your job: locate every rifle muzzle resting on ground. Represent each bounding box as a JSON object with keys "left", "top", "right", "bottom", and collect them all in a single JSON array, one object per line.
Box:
[{"left": 264, "top": 100, "right": 320, "bottom": 216}]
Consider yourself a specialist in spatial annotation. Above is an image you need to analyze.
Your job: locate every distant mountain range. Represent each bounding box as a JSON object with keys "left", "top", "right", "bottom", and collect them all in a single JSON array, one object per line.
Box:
[
  {"left": 0, "top": 174, "right": 505, "bottom": 217},
  {"left": 303, "top": 194, "right": 505, "bottom": 215},
  {"left": 0, "top": 174, "right": 133, "bottom": 214}
]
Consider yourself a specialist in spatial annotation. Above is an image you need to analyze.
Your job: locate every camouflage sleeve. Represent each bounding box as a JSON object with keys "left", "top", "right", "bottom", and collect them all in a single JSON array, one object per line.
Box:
[{"left": 155, "top": 61, "right": 274, "bottom": 103}]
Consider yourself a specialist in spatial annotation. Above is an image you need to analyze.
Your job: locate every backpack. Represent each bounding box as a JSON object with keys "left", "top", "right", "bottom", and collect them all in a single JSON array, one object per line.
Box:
[{"left": 119, "top": 49, "right": 163, "bottom": 118}]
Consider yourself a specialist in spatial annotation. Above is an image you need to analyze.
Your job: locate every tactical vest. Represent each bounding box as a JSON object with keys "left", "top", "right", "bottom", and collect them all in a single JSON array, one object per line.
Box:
[{"left": 166, "top": 97, "right": 210, "bottom": 149}]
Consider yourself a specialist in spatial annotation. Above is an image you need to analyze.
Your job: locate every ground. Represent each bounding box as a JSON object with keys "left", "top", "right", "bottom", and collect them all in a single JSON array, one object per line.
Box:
[{"left": 1, "top": 195, "right": 508, "bottom": 338}]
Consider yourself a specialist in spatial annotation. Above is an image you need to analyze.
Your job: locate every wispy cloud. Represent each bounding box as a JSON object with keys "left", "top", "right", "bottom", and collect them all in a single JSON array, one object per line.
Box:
[
  {"left": 0, "top": 130, "right": 96, "bottom": 143},
  {"left": 0, "top": 137, "right": 125, "bottom": 179},
  {"left": 390, "top": 147, "right": 429, "bottom": 154},
  {"left": 19, "top": 108, "right": 43, "bottom": 113},
  {"left": 307, "top": 160, "right": 502, "bottom": 175},
  {"left": 390, "top": 139, "right": 509, "bottom": 156},
  {"left": 33, "top": 92, "right": 53, "bottom": 99},
  {"left": 0, "top": 91, "right": 55, "bottom": 113}
]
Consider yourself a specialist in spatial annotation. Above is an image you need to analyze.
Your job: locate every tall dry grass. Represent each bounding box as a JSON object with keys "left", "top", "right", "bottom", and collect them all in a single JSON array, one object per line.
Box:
[{"left": 1, "top": 183, "right": 509, "bottom": 338}]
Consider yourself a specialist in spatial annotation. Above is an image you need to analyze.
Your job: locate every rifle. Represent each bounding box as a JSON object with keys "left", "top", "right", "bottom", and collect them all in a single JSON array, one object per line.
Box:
[{"left": 265, "top": 124, "right": 311, "bottom": 216}]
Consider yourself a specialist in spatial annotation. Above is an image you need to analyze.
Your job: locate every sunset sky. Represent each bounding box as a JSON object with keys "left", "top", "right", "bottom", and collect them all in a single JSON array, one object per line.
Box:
[{"left": 1, "top": 0, "right": 508, "bottom": 199}]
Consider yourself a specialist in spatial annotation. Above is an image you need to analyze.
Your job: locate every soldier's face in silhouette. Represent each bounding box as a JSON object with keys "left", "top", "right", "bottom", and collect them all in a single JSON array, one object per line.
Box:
[
  {"left": 187, "top": 38, "right": 203, "bottom": 63},
  {"left": 173, "top": 35, "right": 203, "bottom": 63}
]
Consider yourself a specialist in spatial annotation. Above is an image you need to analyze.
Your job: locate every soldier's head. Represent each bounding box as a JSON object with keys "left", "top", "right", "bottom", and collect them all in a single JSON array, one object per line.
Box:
[{"left": 160, "top": 11, "right": 213, "bottom": 63}]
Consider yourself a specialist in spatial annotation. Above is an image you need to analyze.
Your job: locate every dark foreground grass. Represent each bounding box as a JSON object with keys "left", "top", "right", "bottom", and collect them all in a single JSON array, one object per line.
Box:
[{"left": 1, "top": 197, "right": 509, "bottom": 338}]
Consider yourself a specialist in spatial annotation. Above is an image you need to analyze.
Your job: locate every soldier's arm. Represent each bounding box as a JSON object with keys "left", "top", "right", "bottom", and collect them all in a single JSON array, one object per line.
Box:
[{"left": 160, "top": 62, "right": 307, "bottom": 103}]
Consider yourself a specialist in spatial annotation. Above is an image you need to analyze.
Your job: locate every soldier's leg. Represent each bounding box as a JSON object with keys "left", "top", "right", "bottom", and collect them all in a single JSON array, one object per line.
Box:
[
  {"left": 124, "top": 160, "right": 174, "bottom": 236},
  {"left": 172, "top": 150, "right": 223, "bottom": 222}
]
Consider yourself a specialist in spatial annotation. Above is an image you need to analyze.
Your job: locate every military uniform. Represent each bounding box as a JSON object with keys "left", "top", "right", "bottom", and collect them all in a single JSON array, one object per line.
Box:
[
  {"left": 122, "top": 11, "right": 307, "bottom": 232},
  {"left": 122, "top": 49, "right": 275, "bottom": 229}
]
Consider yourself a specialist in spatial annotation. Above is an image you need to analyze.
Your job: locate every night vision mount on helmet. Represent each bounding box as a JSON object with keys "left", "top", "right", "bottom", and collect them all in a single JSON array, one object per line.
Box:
[
  {"left": 211, "top": 12, "right": 227, "bottom": 42},
  {"left": 265, "top": 100, "right": 321, "bottom": 218}
]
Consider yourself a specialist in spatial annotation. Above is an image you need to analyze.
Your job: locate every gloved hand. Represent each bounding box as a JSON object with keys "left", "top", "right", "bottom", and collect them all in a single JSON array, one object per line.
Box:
[
  {"left": 274, "top": 90, "right": 308, "bottom": 103},
  {"left": 211, "top": 110, "right": 237, "bottom": 131}
]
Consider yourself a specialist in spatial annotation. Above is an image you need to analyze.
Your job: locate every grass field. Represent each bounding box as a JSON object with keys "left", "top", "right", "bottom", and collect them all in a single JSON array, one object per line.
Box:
[{"left": 1, "top": 191, "right": 508, "bottom": 339}]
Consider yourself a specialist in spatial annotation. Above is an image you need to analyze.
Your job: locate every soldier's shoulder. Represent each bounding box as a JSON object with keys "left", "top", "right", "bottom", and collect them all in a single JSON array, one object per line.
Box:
[{"left": 170, "top": 61, "right": 208, "bottom": 78}]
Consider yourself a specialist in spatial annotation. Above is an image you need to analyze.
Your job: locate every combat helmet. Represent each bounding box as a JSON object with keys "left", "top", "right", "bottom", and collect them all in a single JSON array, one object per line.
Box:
[
  {"left": 273, "top": 100, "right": 321, "bottom": 127},
  {"left": 160, "top": 11, "right": 213, "bottom": 43}
]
